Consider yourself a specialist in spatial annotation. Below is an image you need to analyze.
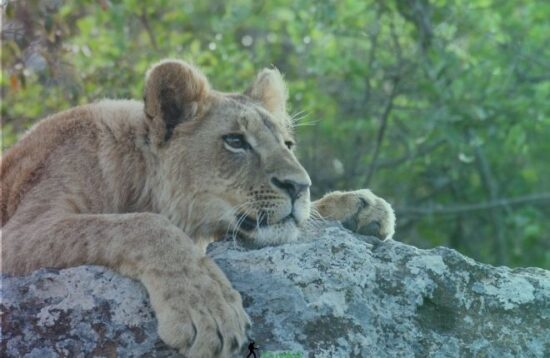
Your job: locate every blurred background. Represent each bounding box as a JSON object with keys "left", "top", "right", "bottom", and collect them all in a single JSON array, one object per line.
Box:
[{"left": 1, "top": 0, "right": 549, "bottom": 268}]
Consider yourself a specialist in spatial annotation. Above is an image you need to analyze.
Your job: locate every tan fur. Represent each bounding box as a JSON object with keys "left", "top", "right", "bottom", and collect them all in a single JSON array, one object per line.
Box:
[
  {"left": 246, "top": 68, "right": 288, "bottom": 121},
  {"left": 314, "top": 189, "right": 395, "bottom": 239},
  {"left": 0, "top": 59, "right": 395, "bottom": 357}
]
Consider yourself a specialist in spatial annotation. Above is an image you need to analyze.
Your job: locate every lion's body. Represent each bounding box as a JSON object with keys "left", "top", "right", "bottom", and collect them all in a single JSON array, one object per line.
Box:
[
  {"left": 1, "top": 101, "right": 156, "bottom": 271},
  {"left": 1, "top": 60, "right": 395, "bottom": 357}
]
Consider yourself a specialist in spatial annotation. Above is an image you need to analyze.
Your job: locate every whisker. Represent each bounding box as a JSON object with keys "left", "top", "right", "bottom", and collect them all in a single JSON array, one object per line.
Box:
[
  {"left": 292, "top": 119, "right": 320, "bottom": 128},
  {"left": 225, "top": 201, "right": 254, "bottom": 240},
  {"left": 231, "top": 206, "right": 254, "bottom": 240},
  {"left": 184, "top": 198, "right": 197, "bottom": 232},
  {"left": 289, "top": 110, "right": 310, "bottom": 124},
  {"left": 224, "top": 202, "right": 247, "bottom": 236},
  {"left": 302, "top": 207, "right": 329, "bottom": 233}
]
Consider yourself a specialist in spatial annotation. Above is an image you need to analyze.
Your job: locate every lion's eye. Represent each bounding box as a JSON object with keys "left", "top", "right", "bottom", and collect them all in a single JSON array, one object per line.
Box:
[
  {"left": 223, "top": 134, "right": 251, "bottom": 151},
  {"left": 285, "top": 141, "right": 295, "bottom": 150}
]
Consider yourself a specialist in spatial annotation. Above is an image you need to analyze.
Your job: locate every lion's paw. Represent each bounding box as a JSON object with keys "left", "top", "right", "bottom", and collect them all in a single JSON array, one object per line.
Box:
[
  {"left": 147, "top": 257, "right": 251, "bottom": 357},
  {"left": 314, "top": 189, "right": 395, "bottom": 240}
]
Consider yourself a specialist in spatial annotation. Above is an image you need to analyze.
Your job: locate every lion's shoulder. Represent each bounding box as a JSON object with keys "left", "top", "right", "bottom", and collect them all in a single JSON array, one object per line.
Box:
[{"left": 0, "top": 99, "right": 145, "bottom": 225}]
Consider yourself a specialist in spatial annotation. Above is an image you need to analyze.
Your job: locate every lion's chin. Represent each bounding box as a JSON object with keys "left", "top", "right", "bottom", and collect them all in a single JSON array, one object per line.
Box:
[{"left": 235, "top": 220, "right": 301, "bottom": 248}]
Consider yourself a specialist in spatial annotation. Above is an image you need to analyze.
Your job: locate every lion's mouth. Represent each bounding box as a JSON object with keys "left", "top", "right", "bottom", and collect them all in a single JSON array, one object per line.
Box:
[
  {"left": 237, "top": 213, "right": 268, "bottom": 231},
  {"left": 236, "top": 212, "right": 296, "bottom": 231}
]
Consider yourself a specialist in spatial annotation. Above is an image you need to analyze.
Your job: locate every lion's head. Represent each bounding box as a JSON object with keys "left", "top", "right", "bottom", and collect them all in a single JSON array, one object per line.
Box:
[{"left": 143, "top": 60, "right": 311, "bottom": 247}]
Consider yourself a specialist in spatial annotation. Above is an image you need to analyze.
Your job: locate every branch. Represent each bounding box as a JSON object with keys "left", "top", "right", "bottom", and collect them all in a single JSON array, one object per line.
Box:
[
  {"left": 362, "top": 12, "right": 380, "bottom": 104},
  {"left": 349, "top": 19, "right": 381, "bottom": 177},
  {"left": 363, "top": 76, "right": 399, "bottom": 186},
  {"left": 398, "top": 193, "right": 550, "bottom": 216},
  {"left": 140, "top": 8, "right": 158, "bottom": 51},
  {"left": 376, "top": 138, "right": 446, "bottom": 169},
  {"left": 470, "top": 132, "right": 506, "bottom": 264}
]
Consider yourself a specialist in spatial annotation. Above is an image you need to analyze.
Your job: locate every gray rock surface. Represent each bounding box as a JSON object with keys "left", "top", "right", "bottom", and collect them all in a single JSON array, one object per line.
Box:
[{"left": 2, "top": 225, "right": 549, "bottom": 357}]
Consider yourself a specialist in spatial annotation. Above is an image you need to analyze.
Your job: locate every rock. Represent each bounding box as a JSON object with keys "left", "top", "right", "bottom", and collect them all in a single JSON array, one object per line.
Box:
[
  {"left": 2, "top": 224, "right": 549, "bottom": 357},
  {"left": 1, "top": 266, "right": 174, "bottom": 357}
]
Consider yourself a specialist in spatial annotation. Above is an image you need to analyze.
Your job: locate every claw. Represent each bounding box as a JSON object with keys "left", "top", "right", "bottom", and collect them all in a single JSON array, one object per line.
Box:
[
  {"left": 360, "top": 234, "right": 383, "bottom": 247},
  {"left": 191, "top": 322, "right": 197, "bottom": 346},
  {"left": 215, "top": 328, "right": 224, "bottom": 355},
  {"left": 360, "top": 221, "right": 381, "bottom": 237},
  {"left": 231, "top": 337, "right": 240, "bottom": 351},
  {"left": 342, "top": 216, "right": 359, "bottom": 232}
]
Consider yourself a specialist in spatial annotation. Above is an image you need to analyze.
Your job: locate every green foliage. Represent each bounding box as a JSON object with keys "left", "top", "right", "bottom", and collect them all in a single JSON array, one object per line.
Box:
[{"left": 2, "top": 0, "right": 549, "bottom": 268}]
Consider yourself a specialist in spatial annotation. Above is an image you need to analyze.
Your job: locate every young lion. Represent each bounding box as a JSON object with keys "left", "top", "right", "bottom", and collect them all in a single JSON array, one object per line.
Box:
[{"left": 0, "top": 60, "right": 395, "bottom": 357}]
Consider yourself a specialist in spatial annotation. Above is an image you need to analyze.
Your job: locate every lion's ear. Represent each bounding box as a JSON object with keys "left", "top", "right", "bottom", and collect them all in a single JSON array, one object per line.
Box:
[
  {"left": 144, "top": 59, "right": 210, "bottom": 142},
  {"left": 246, "top": 68, "right": 288, "bottom": 119}
]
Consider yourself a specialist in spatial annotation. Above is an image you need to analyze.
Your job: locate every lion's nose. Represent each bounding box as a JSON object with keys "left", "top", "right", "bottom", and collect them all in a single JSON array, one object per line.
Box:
[{"left": 271, "top": 177, "right": 310, "bottom": 202}]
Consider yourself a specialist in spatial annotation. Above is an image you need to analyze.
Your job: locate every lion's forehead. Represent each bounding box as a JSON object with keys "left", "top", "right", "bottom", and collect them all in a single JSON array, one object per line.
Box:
[{"left": 210, "top": 94, "right": 291, "bottom": 141}]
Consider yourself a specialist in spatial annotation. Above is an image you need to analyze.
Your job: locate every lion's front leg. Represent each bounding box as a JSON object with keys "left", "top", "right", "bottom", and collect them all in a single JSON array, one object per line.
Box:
[
  {"left": 143, "top": 251, "right": 251, "bottom": 357},
  {"left": 2, "top": 212, "right": 250, "bottom": 357},
  {"left": 313, "top": 189, "right": 396, "bottom": 241}
]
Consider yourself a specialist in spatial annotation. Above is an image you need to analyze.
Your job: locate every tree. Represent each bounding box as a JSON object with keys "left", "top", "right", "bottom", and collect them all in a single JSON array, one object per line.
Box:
[{"left": 2, "top": 0, "right": 549, "bottom": 267}]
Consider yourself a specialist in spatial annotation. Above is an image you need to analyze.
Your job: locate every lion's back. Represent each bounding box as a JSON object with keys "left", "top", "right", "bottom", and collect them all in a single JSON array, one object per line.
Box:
[{"left": 0, "top": 106, "right": 97, "bottom": 225}]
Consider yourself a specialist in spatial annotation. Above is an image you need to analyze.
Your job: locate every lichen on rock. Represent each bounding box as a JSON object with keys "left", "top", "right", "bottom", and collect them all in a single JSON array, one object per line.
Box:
[{"left": 2, "top": 224, "right": 549, "bottom": 357}]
